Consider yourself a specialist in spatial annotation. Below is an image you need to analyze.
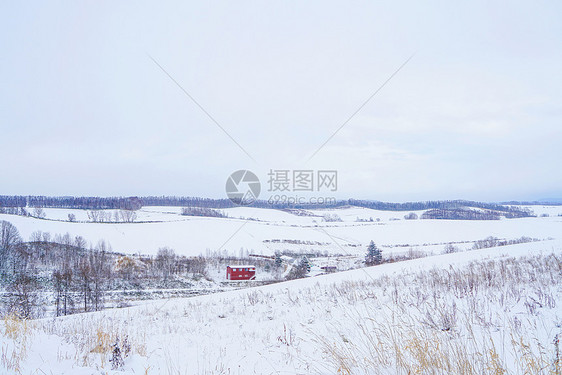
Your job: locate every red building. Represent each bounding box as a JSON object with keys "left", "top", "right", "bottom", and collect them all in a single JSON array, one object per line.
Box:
[{"left": 226, "top": 265, "right": 256, "bottom": 280}]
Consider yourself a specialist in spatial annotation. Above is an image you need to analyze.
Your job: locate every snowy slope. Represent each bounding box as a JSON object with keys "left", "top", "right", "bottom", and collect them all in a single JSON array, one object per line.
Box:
[
  {"left": 2, "top": 240, "right": 561, "bottom": 374},
  {"left": 1, "top": 205, "right": 561, "bottom": 256}
]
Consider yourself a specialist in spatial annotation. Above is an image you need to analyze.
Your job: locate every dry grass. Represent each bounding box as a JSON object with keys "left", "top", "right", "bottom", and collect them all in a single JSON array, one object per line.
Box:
[
  {"left": 1, "top": 252, "right": 560, "bottom": 374},
  {"left": 312, "top": 254, "right": 562, "bottom": 374},
  {"left": 1, "top": 314, "right": 33, "bottom": 373}
]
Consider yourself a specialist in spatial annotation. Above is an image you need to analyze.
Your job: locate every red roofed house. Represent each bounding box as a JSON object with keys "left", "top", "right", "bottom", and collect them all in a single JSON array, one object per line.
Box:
[{"left": 226, "top": 265, "right": 256, "bottom": 280}]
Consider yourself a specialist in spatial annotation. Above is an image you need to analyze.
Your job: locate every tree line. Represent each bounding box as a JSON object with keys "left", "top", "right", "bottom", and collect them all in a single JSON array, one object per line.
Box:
[
  {"left": 420, "top": 207, "right": 534, "bottom": 220},
  {"left": 0, "top": 221, "right": 208, "bottom": 319},
  {"left": 0, "top": 195, "right": 535, "bottom": 217},
  {"left": 0, "top": 196, "right": 142, "bottom": 210}
]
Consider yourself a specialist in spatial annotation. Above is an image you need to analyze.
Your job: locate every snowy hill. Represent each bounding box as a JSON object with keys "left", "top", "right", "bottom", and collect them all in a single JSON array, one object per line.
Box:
[
  {"left": 1, "top": 205, "right": 561, "bottom": 257},
  {"left": 2, "top": 239, "right": 561, "bottom": 374}
]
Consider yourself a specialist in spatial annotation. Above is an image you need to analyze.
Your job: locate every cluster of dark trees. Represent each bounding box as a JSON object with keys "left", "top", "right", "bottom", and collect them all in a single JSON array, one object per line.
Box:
[
  {"left": 180, "top": 207, "right": 228, "bottom": 218},
  {"left": 0, "top": 196, "right": 27, "bottom": 207},
  {"left": 285, "top": 256, "right": 311, "bottom": 280},
  {"left": 0, "top": 222, "right": 208, "bottom": 318},
  {"left": 420, "top": 207, "right": 533, "bottom": 220},
  {"left": 347, "top": 199, "right": 534, "bottom": 216},
  {"left": 421, "top": 208, "right": 502, "bottom": 220},
  {"left": 404, "top": 212, "right": 419, "bottom": 220}
]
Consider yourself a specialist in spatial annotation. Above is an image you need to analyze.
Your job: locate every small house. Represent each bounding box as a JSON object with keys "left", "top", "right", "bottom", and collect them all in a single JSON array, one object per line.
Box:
[{"left": 226, "top": 265, "right": 256, "bottom": 280}]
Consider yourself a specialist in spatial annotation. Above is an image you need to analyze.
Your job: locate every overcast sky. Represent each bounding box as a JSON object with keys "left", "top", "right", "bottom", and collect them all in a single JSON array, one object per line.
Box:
[{"left": 1, "top": 1, "right": 561, "bottom": 202}]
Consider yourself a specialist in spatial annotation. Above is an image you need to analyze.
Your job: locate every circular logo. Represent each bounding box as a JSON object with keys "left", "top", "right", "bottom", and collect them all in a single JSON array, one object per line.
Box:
[{"left": 225, "top": 170, "right": 261, "bottom": 205}]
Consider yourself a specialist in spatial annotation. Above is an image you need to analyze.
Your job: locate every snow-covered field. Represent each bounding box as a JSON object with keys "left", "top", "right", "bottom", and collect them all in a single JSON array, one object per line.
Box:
[
  {"left": 1, "top": 205, "right": 562, "bottom": 373},
  {"left": 1, "top": 205, "right": 561, "bottom": 257},
  {"left": 2, "top": 239, "right": 561, "bottom": 374}
]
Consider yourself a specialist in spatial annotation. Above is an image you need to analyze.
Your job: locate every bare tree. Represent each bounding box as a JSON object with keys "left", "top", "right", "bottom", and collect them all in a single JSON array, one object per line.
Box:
[
  {"left": 89, "top": 244, "right": 110, "bottom": 311},
  {"left": 42, "top": 231, "right": 51, "bottom": 242},
  {"left": 8, "top": 272, "right": 42, "bottom": 318},
  {"left": 88, "top": 210, "right": 101, "bottom": 222},
  {"left": 53, "top": 266, "right": 73, "bottom": 316},
  {"left": 78, "top": 259, "right": 92, "bottom": 312},
  {"left": 118, "top": 210, "right": 137, "bottom": 223},
  {"left": 156, "top": 247, "right": 176, "bottom": 281},
  {"left": 30, "top": 230, "right": 43, "bottom": 243},
  {"left": 68, "top": 213, "right": 76, "bottom": 222},
  {"left": 32, "top": 207, "right": 46, "bottom": 219},
  {"left": 74, "top": 236, "right": 87, "bottom": 250},
  {"left": 0, "top": 221, "right": 22, "bottom": 270},
  {"left": 10, "top": 243, "right": 31, "bottom": 273},
  {"left": 188, "top": 256, "right": 207, "bottom": 277},
  {"left": 53, "top": 269, "right": 64, "bottom": 316}
]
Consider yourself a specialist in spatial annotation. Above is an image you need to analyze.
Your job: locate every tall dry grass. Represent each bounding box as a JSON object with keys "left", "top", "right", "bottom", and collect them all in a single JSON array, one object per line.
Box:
[
  {"left": 312, "top": 254, "right": 561, "bottom": 374},
  {"left": 1, "top": 313, "right": 33, "bottom": 373}
]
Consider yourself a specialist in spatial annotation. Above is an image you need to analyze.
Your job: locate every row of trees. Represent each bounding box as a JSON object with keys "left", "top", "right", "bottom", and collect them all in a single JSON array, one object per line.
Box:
[
  {"left": 0, "top": 207, "right": 137, "bottom": 223},
  {"left": 347, "top": 199, "right": 534, "bottom": 215},
  {"left": 421, "top": 208, "right": 501, "bottom": 220},
  {"left": 180, "top": 207, "right": 228, "bottom": 218},
  {"left": 471, "top": 236, "right": 537, "bottom": 250},
  {"left": 0, "top": 196, "right": 142, "bottom": 210},
  {"left": 87, "top": 210, "right": 137, "bottom": 223},
  {"left": 0, "top": 195, "right": 536, "bottom": 217},
  {"left": 1, "top": 223, "right": 210, "bottom": 318}
]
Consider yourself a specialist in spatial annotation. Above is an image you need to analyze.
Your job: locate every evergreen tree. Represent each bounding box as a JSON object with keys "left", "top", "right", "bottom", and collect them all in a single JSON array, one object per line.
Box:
[
  {"left": 286, "top": 256, "right": 311, "bottom": 280},
  {"left": 365, "top": 240, "right": 382, "bottom": 266},
  {"left": 299, "top": 256, "right": 311, "bottom": 273},
  {"left": 274, "top": 253, "right": 282, "bottom": 268}
]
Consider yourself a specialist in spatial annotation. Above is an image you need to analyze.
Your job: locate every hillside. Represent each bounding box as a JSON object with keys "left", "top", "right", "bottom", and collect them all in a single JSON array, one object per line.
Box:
[
  {"left": 2, "top": 240, "right": 561, "bottom": 374},
  {"left": 0, "top": 205, "right": 560, "bottom": 257}
]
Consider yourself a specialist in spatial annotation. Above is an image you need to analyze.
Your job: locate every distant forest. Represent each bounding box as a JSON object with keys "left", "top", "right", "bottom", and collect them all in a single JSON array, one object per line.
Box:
[{"left": 0, "top": 195, "right": 548, "bottom": 215}]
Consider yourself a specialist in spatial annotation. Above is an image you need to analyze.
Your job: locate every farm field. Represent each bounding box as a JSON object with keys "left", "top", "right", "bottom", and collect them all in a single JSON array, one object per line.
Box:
[{"left": 1, "top": 205, "right": 560, "bottom": 257}]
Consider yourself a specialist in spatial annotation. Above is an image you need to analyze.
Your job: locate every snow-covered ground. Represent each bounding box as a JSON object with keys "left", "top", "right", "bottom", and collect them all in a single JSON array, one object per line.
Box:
[
  {"left": 2, "top": 239, "right": 561, "bottom": 374},
  {"left": 1, "top": 205, "right": 561, "bottom": 256}
]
